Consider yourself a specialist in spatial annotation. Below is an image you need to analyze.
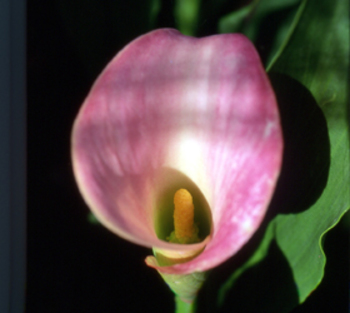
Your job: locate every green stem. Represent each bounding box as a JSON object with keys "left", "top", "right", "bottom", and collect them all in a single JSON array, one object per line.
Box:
[
  {"left": 175, "top": 296, "right": 196, "bottom": 313},
  {"left": 174, "top": 0, "right": 200, "bottom": 36}
]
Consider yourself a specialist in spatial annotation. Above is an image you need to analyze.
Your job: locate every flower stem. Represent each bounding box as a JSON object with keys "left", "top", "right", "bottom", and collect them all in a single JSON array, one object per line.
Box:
[
  {"left": 174, "top": 0, "right": 200, "bottom": 36},
  {"left": 175, "top": 296, "right": 196, "bottom": 313}
]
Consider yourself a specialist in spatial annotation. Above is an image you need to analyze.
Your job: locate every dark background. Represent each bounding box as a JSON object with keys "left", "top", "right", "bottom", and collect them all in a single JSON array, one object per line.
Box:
[
  {"left": 27, "top": 1, "right": 349, "bottom": 312},
  {"left": 27, "top": 1, "right": 174, "bottom": 312}
]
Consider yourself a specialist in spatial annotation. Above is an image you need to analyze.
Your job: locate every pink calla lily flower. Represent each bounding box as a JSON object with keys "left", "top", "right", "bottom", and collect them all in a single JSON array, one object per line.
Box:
[{"left": 72, "top": 29, "right": 283, "bottom": 276}]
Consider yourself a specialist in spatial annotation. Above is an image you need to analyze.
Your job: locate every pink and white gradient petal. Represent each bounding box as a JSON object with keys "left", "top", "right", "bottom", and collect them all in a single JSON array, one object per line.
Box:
[{"left": 72, "top": 29, "right": 283, "bottom": 275}]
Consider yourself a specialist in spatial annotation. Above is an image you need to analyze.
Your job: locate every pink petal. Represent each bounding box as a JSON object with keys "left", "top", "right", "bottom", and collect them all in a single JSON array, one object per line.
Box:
[{"left": 72, "top": 29, "right": 283, "bottom": 275}]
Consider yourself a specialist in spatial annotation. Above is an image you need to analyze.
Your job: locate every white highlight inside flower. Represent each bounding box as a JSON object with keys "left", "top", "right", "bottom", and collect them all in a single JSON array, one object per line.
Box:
[{"left": 164, "top": 132, "right": 212, "bottom": 207}]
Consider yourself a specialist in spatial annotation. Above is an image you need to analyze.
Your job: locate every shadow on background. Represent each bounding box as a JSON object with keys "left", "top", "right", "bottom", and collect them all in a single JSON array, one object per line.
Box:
[
  {"left": 268, "top": 72, "right": 330, "bottom": 217},
  {"left": 220, "top": 239, "right": 299, "bottom": 313},
  {"left": 197, "top": 239, "right": 299, "bottom": 313}
]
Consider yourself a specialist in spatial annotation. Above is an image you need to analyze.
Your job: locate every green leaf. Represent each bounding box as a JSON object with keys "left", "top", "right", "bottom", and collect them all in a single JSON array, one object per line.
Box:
[
  {"left": 268, "top": 0, "right": 350, "bottom": 302},
  {"left": 219, "top": 0, "right": 302, "bottom": 67},
  {"left": 214, "top": 0, "right": 349, "bottom": 311},
  {"left": 218, "top": 0, "right": 259, "bottom": 34}
]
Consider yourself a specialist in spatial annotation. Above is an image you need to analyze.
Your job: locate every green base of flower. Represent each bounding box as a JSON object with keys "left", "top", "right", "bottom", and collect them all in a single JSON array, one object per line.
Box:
[
  {"left": 175, "top": 295, "right": 196, "bottom": 313},
  {"left": 159, "top": 270, "right": 207, "bottom": 304}
]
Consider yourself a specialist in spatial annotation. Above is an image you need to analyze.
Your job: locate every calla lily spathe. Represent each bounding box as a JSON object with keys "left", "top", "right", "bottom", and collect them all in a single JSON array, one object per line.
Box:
[{"left": 72, "top": 29, "right": 283, "bottom": 275}]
